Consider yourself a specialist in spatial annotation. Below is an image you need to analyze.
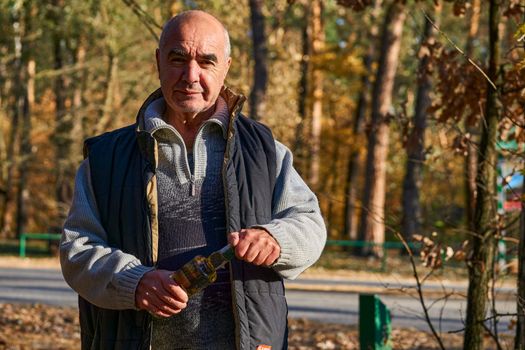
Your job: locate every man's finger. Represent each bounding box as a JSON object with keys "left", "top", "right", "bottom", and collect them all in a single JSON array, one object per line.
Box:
[
  {"left": 252, "top": 249, "right": 269, "bottom": 266},
  {"left": 146, "top": 291, "right": 181, "bottom": 315},
  {"left": 149, "top": 304, "right": 175, "bottom": 318},
  {"left": 243, "top": 245, "right": 261, "bottom": 263},
  {"left": 228, "top": 231, "right": 240, "bottom": 247},
  {"left": 159, "top": 294, "right": 187, "bottom": 310},
  {"left": 159, "top": 271, "right": 189, "bottom": 304},
  {"left": 234, "top": 239, "right": 251, "bottom": 259},
  {"left": 264, "top": 248, "right": 280, "bottom": 266}
]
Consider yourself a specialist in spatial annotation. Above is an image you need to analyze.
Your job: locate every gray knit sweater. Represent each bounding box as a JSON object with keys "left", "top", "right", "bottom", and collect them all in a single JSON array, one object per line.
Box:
[
  {"left": 60, "top": 96, "right": 327, "bottom": 329},
  {"left": 146, "top": 97, "right": 235, "bottom": 349}
]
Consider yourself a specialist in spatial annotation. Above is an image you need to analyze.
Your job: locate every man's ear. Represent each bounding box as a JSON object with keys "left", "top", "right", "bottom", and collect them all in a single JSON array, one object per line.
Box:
[
  {"left": 224, "top": 57, "right": 232, "bottom": 78},
  {"left": 155, "top": 48, "right": 161, "bottom": 79}
]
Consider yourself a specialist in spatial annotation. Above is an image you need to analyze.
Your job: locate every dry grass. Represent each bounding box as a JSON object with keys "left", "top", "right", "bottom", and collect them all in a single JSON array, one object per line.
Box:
[{"left": 0, "top": 303, "right": 485, "bottom": 350}]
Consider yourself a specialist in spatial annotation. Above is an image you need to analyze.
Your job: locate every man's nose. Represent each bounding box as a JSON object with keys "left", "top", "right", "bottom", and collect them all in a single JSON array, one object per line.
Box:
[{"left": 182, "top": 60, "right": 201, "bottom": 84}]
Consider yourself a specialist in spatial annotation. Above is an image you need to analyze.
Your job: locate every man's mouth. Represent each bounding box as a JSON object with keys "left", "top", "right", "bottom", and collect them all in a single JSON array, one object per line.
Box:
[{"left": 175, "top": 89, "right": 202, "bottom": 95}]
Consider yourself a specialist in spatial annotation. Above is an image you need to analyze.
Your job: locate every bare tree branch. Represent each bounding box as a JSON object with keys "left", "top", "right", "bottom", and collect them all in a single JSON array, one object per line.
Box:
[
  {"left": 420, "top": 9, "right": 497, "bottom": 90},
  {"left": 121, "top": 0, "right": 161, "bottom": 42},
  {"left": 395, "top": 232, "right": 446, "bottom": 350}
]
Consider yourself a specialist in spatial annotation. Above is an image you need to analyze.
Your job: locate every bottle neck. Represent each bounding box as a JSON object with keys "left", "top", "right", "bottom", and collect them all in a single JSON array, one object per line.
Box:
[
  {"left": 209, "top": 245, "right": 234, "bottom": 269},
  {"left": 218, "top": 245, "right": 234, "bottom": 260}
]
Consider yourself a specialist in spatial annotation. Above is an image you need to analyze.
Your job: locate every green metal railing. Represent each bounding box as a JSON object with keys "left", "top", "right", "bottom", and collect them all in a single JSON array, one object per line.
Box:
[
  {"left": 326, "top": 240, "right": 417, "bottom": 249},
  {"left": 325, "top": 240, "right": 420, "bottom": 272},
  {"left": 19, "top": 233, "right": 61, "bottom": 258}
]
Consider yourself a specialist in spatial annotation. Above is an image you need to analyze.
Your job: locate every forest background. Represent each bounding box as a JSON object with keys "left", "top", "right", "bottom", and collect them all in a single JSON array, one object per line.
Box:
[{"left": 0, "top": 0, "right": 524, "bottom": 349}]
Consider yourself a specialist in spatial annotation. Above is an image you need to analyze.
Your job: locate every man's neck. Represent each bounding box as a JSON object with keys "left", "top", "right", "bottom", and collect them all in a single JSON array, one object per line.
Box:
[
  {"left": 166, "top": 104, "right": 216, "bottom": 133},
  {"left": 165, "top": 103, "right": 217, "bottom": 151}
]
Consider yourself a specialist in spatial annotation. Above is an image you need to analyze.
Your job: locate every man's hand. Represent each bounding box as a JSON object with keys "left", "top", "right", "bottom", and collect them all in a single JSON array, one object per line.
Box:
[
  {"left": 135, "top": 270, "right": 188, "bottom": 318},
  {"left": 228, "top": 228, "right": 280, "bottom": 266}
]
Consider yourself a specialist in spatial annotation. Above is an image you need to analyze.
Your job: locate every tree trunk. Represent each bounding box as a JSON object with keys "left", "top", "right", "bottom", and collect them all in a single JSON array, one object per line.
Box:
[
  {"left": 15, "top": 1, "right": 35, "bottom": 238},
  {"left": 16, "top": 60, "right": 34, "bottom": 239},
  {"left": 326, "top": 104, "right": 342, "bottom": 237},
  {"left": 0, "top": 48, "right": 8, "bottom": 205},
  {"left": 71, "top": 36, "right": 87, "bottom": 156},
  {"left": 401, "top": 6, "right": 438, "bottom": 240},
  {"left": 358, "top": 1, "right": 405, "bottom": 255},
  {"left": 344, "top": 0, "right": 381, "bottom": 241},
  {"left": 327, "top": 146, "right": 342, "bottom": 237},
  {"left": 0, "top": 101, "right": 6, "bottom": 235},
  {"left": 465, "top": 0, "right": 481, "bottom": 233},
  {"left": 465, "top": 0, "right": 481, "bottom": 58},
  {"left": 297, "top": 12, "right": 309, "bottom": 126},
  {"left": 463, "top": 1, "right": 501, "bottom": 348},
  {"left": 94, "top": 51, "right": 118, "bottom": 134},
  {"left": 51, "top": 0, "right": 75, "bottom": 227},
  {"left": 0, "top": 97, "right": 19, "bottom": 235},
  {"left": 516, "top": 177, "right": 525, "bottom": 349},
  {"left": 309, "top": 0, "right": 324, "bottom": 189},
  {"left": 293, "top": 4, "right": 310, "bottom": 177},
  {"left": 1, "top": 4, "right": 25, "bottom": 235},
  {"left": 248, "top": 0, "right": 268, "bottom": 121}
]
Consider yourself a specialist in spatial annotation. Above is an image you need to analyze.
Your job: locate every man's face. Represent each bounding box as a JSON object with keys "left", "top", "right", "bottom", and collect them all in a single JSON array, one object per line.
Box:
[{"left": 156, "top": 18, "right": 231, "bottom": 118}]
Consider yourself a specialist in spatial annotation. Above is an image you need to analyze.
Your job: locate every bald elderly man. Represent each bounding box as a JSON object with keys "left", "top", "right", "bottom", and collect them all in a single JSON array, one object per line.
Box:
[{"left": 60, "top": 10, "right": 326, "bottom": 350}]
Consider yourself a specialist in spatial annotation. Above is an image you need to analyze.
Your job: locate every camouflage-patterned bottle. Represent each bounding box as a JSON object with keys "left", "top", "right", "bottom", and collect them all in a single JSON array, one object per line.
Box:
[{"left": 170, "top": 245, "right": 235, "bottom": 297}]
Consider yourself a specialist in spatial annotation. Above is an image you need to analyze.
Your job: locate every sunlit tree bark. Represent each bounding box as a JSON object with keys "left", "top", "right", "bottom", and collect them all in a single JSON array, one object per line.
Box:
[
  {"left": 94, "top": 50, "right": 119, "bottom": 134},
  {"left": 344, "top": 0, "right": 381, "bottom": 241},
  {"left": 1, "top": 3, "right": 25, "bottom": 236},
  {"left": 15, "top": 0, "right": 35, "bottom": 238},
  {"left": 70, "top": 35, "right": 87, "bottom": 157},
  {"left": 358, "top": 1, "right": 405, "bottom": 255},
  {"left": 309, "top": 0, "right": 324, "bottom": 188}
]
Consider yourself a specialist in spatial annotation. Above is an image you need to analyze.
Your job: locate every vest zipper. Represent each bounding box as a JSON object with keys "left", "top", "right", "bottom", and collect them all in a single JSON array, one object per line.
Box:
[
  {"left": 223, "top": 109, "right": 242, "bottom": 350},
  {"left": 186, "top": 123, "right": 207, "bottom": 197}
]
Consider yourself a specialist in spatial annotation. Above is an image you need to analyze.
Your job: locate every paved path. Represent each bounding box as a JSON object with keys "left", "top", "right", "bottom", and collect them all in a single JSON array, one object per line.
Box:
[
  {"left": 286, "top": 276, "right": 516, "bottom": 294},
  {"left": 287, "top": 290, "right": 515, "bottom": 333},
  {"left": 0, "top": 267, "right": 516, "bottom": 333},
  {"left": 0, "top": 267, "right": 76, "bottom": 306}
]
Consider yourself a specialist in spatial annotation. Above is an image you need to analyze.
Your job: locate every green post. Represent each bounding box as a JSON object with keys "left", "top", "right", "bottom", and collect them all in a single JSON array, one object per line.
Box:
[
  {"left": 359, "top": 294, "right": 392, "bottom": 350},
  {"left": 19, "top": 234, "right": 26, "bottom": 258}
]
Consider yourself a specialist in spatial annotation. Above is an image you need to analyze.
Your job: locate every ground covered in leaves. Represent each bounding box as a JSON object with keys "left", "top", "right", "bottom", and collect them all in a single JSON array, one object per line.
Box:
[{"left": 0, "top": 303, "right": 487, "bottom": 350}]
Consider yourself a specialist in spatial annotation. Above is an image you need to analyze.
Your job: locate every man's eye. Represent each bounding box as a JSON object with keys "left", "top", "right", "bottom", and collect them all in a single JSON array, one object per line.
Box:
[
  {"left": 170, "top": 57, "right": 185, "bottom": 63},
  {"left": 199, "top": 60, "right": 214, "bottom": 67}
]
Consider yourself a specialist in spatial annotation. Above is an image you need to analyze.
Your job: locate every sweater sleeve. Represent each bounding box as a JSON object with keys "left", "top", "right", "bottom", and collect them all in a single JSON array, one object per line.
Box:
[
  {"left": 59, "top": 158, "right": 154, "bottom": 310},
  {"left": 254, "top": 141, "right": 327, "bottom": 280}
]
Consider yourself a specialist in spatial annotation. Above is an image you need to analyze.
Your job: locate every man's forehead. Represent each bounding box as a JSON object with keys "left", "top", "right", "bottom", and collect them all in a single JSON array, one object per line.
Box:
[
  {"left": 161, "top": 26, "right": 223, "bottom": 50},
  {"left": 164, "top": 38, "right": 222, "bottom": 55}
]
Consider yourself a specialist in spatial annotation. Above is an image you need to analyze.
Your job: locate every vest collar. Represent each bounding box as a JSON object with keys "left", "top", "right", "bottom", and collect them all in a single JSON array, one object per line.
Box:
[
  {"left": 134, "top": 86, "right": 247, "bottom": 170},
  {"left": 134, "top": 86, "right": 246, "bottom": 133}
]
